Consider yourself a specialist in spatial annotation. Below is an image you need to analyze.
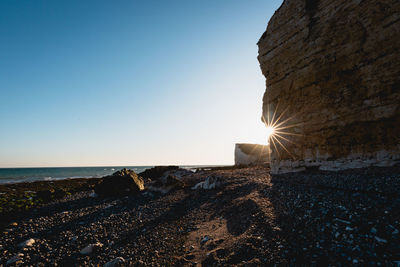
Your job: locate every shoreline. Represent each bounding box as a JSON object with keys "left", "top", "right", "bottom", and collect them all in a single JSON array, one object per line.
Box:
[
  {"left": 1, "top": 165, "right": 399, "bottom": 265},
  {"left": 0, "top": 165, "right": 228, "bottom": 185}
]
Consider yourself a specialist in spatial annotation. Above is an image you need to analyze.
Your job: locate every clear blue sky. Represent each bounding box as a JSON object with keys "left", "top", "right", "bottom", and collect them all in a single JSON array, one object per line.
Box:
[{"left": 0, "top": 0, "right": 282, "bottom": 167}]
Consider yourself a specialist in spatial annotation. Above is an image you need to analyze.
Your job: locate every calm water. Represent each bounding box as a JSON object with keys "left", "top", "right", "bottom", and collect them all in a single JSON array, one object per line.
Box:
[{"left": 0, "top": 165, "right": 211, "bottom": 184}]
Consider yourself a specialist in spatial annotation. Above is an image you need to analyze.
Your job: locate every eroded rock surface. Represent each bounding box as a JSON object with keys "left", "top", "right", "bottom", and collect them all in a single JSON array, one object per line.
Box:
[
  {"left": 235, "top": 143, "right": 270, "bottom": 165},
  {"left": 258, "top": 0, "right": 400, "bottom": 173}
]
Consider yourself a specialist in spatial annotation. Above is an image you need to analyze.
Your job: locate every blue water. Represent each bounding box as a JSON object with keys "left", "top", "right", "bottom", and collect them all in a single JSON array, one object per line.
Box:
[{"left": 0, "top": 165, "right": 211, "bottom": 184}]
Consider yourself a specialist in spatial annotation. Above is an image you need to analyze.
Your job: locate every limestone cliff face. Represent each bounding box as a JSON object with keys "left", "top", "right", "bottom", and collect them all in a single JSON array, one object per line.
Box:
[
  {"left": 234, "top": 144, "right": 269, "bottom": 165},
  {"left": 258, "top": 0, "right": 400, "bottom": 173}
]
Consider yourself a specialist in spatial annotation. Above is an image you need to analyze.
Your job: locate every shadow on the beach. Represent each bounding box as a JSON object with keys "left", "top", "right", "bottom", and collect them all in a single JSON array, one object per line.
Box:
[{"left": 262, "top": 166, "right": 400, "bottom": 265}]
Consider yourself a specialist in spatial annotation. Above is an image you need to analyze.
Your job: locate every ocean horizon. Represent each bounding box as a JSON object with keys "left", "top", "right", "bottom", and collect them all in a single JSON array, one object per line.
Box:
[{"left": 0, "top": 165, "right": 224, "bottom": 184}]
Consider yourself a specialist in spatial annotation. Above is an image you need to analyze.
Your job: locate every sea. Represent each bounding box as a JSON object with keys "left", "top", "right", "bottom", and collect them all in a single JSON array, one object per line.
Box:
[{"left": 0, "top": 165, "right": 215, "bottom": 184}]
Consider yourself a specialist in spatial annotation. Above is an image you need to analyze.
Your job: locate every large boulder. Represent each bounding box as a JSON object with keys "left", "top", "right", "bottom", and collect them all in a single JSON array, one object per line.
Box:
[
  {"left": 258, "top": 0, "right": 400, "bottom": 173},
  {"left": 94, "top": 168, "right": 144, "bottom": 197}
]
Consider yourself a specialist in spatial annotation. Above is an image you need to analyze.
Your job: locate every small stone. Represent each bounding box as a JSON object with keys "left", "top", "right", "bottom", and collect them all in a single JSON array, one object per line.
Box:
[
  {"left": 346, "top": 226, "right": 353, "bottom": 231},
  {"left": 80, "top": 242, "right": 103, "bottom": 255},
  {"left": 335, "top": 218, "right": 351, "bottom": 225},
  {"left": 200, "top": 236, "right": 209, "bottom": 245},
  {"left": 353, "top": 259, "right": 359, "bottom": 264},
  {"left": 104, "top": 257, "right": 125, "bottom": 267},
  {"left": 6, "top": 255, "right": 22, "bottom": 266},
  {"left": 371, "top": 228, "right": 377, "bottom": 234},
  {"left": 18, "top": 238, "right": 35, "bottom": 248},
  {"left": 374, "top": 236, "right": 387, "bottom": 243}
]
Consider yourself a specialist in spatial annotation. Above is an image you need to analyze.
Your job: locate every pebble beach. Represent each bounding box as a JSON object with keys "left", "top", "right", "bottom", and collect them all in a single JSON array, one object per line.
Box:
[{"left": 0, "top": 165, "right": 399, "bottom": 266}]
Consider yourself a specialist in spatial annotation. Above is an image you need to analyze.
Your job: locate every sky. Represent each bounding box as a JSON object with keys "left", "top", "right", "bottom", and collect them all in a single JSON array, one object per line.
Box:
[{"left": 0, "top": 0, "right": 283, "bottom": 167}]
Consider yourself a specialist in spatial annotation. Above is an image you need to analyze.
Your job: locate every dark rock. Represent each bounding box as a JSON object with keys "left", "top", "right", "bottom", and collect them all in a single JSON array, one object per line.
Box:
[
  {"left": 165, "top": 175, "right": 185, "bottom": 189},
  {"left": 138, "top": 166, "right": 179, "bottom": 181},
  {"left": 202, "top": 251, "right": 220, "bottom": 267},
  {"left": 94, "top": 169, "right": 144, "bottom": 197},
  {"left": 103, "top": 257, "right": 125, "bottom": 267},
  {"left": 147, "top": 174, "right": 185, "bottom": 194}
]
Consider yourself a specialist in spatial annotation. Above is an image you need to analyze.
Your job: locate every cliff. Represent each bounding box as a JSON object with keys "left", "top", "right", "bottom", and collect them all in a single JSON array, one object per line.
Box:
[
  {"left": 234, "top": 143, "right": 270, "bottom": 165},
  {"left": 258, "top": 0, "right": 400, "bottom": 173}
]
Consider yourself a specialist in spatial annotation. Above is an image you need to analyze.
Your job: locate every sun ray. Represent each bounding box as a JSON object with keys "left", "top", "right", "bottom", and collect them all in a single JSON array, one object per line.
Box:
[
  {"left": 267, "top": 103, "right": 271, "bottom": 126},
  {"left": 269, "top": 135, "right": 281, "bottom": 159},
  {"left": 262, "top": 115, "right": 268, "bottom": 127},
  {"left": 273, "top": 133, "right": 295, "bottom": 144},
  {"left": 262, "top": 99, "right": 307, "bottom": 163},
  {"left": 274, "top": 130, "right": 303, "bottom": 137},
  {"left": 272, "top": 111, "right": 297, "bottom": 129},
  {"left": 271, "top": 106, "right": 289, "bottom": 128},
  {"left": 271, "top": 135, "right": 296, "bottom": 160},
  {"left": 269, "top": 102, "right": 279, "bottom": 128},
  {"left": 273, "top": 122, "right": 305, "bottom": 131}
]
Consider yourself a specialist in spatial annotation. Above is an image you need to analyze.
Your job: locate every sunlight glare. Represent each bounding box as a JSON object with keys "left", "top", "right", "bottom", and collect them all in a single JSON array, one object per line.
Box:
[{"left": 266, "top": 126, "right": 274, "bottom": 144}]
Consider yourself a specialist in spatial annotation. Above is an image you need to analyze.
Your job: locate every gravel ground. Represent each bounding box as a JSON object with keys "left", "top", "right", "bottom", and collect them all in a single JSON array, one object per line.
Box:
[{"left": 0, "top": 166, "right": 399, "bottom": 266}]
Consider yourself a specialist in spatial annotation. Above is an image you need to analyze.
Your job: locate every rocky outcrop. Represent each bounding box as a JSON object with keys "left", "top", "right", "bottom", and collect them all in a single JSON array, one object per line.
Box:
[
  {"left": 144, "top": 167, "right": 192, "bottom": 194},
  {"left": 258, "top": 0, "right": 400, "bottom": 173},
  {"left": 94, "top": 168, "right": 144, "bottom": 196},
  {"left": 234, "top": 143, "right": 270, "bottom": 165},
  {"left": 139, "top": 166, "right": 179, "bottom": 182}
]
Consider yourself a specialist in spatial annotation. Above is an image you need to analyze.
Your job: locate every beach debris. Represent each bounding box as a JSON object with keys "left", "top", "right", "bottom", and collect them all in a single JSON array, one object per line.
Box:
[
  {"left": 80, "top": 242, "right": 103, "bottom": 255},
  {"left": 192, "top": 176, "right": 220, "bottom": 190},
  {"left": 95, "top": 168, "right": 144, "bottom": 197},
  {"left": 89, "top": 191, "right": 98, "bottom": 198},
  {"left": 18, "top": 238, "right": 35, "bottom": 248},
  {"left": 104, "top": 257, "right": 125, "bottom": 267}
]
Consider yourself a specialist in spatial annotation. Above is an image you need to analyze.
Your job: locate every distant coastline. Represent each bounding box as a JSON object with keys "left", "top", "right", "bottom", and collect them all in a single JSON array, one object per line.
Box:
[{"left": 0, "top": 165, "right": 226, "bottom": 184}]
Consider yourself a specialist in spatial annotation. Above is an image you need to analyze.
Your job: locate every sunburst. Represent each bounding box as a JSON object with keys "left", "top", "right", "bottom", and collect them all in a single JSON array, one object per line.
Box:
[{"left": 262, "top": 102, "right": 304, "bottom": 161}]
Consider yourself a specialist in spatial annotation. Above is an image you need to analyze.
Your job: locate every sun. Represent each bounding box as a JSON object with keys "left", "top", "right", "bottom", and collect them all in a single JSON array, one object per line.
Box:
[
  {"left": 265, "top": 126, "right": 275, "bottom": 144},
  {"left": 262, "top": 102, "right": 303, "bottom": 159}
]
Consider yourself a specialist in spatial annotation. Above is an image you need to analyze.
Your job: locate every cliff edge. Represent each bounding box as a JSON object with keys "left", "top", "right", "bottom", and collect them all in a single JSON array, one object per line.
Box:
[{"left": 258, "top": 0, "right": 400, "bottom": 173}]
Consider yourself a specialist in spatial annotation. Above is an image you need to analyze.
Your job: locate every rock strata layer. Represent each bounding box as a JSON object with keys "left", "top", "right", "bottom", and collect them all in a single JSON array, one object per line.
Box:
[{"left": 258, "top": 0, "right": 400, "bottom": 173}]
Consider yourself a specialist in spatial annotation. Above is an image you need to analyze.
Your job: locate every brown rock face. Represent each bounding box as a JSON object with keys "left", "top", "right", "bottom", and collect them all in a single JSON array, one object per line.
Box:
[{"left": 257, "top": 0, "right": 400, "bottom": 173}]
